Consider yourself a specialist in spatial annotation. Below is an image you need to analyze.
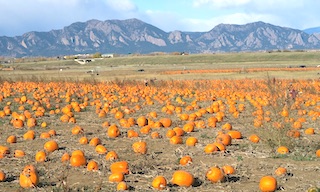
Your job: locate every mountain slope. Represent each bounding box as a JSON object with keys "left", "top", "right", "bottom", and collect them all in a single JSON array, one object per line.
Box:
[{"left": 1, "top": 19, "right": 320, "bottom": 57}]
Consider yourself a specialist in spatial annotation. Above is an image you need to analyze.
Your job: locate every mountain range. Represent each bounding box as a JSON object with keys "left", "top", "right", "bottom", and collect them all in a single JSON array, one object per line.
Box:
[{"left": 1, "top": 18, "right": 320, "bottom": 57}]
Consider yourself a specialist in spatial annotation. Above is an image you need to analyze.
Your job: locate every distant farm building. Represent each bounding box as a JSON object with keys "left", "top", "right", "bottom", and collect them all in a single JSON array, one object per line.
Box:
[{"left": 102, "top": 54, "right": 114, "bottom": 58}]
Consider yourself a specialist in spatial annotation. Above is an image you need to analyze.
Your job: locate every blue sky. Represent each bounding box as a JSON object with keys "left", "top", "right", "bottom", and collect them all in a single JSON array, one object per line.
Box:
[{"left": 1, "top": 0, "right": 320, "bottom": 36}]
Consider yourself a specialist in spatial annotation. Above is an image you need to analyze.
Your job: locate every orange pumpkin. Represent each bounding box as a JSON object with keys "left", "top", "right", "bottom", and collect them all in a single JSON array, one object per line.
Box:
[
  {"left": 227, "top": 130, "right": 242, "bottom": 139},
  {"left": 222, "top": 165, "right": 235, "bottom": 175},
  {"left": 0, "top": 170, "right": 5, "bottom": 182},
  {"left": 186, "top": 137, "right": 198, "bottom": 146},
  {"left": 105, "top": 151, "right": 119, "bottom": 161},
  {"left": 137, "top": 116, "right": 147, "bottom": 127},
  {"left": 14, "top": 150, "right": 25, "bottom": 158},
  {"left": 110, "top": 161, "right": 129, "bottom": 175},
  {"left": 44, "top": 140, "right": 59, "bottom": 152},
  {"left": 159, "top": 118, "right": 172, "bottom": 128},
  {"left": 89, "top": 137, "right": 101, "bottom": 146},
  {"left": 95, "top": 145, "right": 107, "bottom": 154},
  {"left": 206, "top": 166, "right": 225, "bottom": 183},
  {"left": 108, "top": 124, "right": 120, "bottom": 138},
  {"left": 259, "top": 176, "right": 277, "bottom": 192},
  {"left": 19, "top": 165, "right": 39, "bottom": 188},
  {"left": 204, "top": 143, "right": 218, "bottom": 154},
  {"left": 79, "top": 137, "right": 88, "bottom": 144},
  {"left": 171, "top": 170, "right": 194, "bottom": 187},
  {"left": 61, "top": 152, "right": 70, "bottom": 163},
  {"left": 70, "top": 154, "right": 87, "bottom": 167},
  {"left": 6, "top": 135, "right": 17, "bottom": 144},
  {"left": 170, "top": 136, "right": 183, "bottom": 145},
  {"left": 248, "top": 134, "right": 260, "bottom": 143},
  {"left": 277, "top": 146, "right": 289, "bottom": 154},
  {"left": 274, "top": 167, "right": 287, "bottom": 176},
  {"left": 132, "top": 141, "right": 147, "bottom": 154},
  {"left": 152, "top": 176, "right": 167, "bottom": 190},
  {"left": 179, "top": 156, "right": 192, "bottom": 166},
  {"left": 316, "top": 149, "right": 320, "bottom": 157},
  {"left": 87, "top": 160, "right": 99, "bottom": 171},
  {"left": 109, "top": 172, "right": 124, "bottom": 183},
  {"left": 117, "top": 181, "right": 128, "bottom": 190},
  {"left": 35, "top": 151, "right": 46, "bottom": 162},
  {"left": 216, "top": 133, "right": 232, "bottom": 146}
]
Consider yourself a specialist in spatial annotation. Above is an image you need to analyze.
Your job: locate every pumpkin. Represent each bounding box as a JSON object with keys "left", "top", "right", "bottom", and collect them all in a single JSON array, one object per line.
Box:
[
  {"left": 48, "top": 129, "right": 56, "bottom": 136},
  {"left": 259, "top": 176, "right": 277, "bottom": 192},
  {"left": 222, "top": 165, "right": 235, "bottom": 175},
  {"left": 26, "top": 118, "right": 37, "bottom": 128},
  {"left": 110, "top": 161, "right": 129, "bottom": 175},
  {"left": 151, "top": 131, "right": 160, "bottom": 139},
  {"left": 170, "top": 136, "right": 183, "bottom": 145},
  {"left": 35, "top": 151, "right": 46, "bottom": 162},
  {"left": 186, "top": 137, "right": 198, "bottom": 146},
  {"left": 13, "top": 118, "right": 24, "bottom": 128},
  {"left": 222, "top": 122, "right": 232, "bottom": 130},
  {"left": 227, "top": 130, "right": 242, "bottom": 139},
  {"left": 0, "top": 170, "right": 5, "bottom": 182},
  {"left": 87, "top": 160, "right": 99, "bottom": 171},
  {"left": 249, "top": 134, "right": 260, "bottom": 143},
  {"left": 204, "top": 143, "right": 218, "bottom": 154},
  {"left": 79, "top": 137, "right": 88, "bottom": 144},
  {"left": 95, "top": 145, "right": 107, "bottom": 154},
  {"left": 132, "top": 141, "right": 147, "bottom": 154},
  {"left": 274, "top": 167, "right": 287, "bottom": 176},
  {"left": 166, "top": 129, "right": 176, "bottom": 138},
  {"left": 152, "top": 176, "right": 167, "bottom": 190},
  {"left": 70, "top": 154, "right": 86, "bottom": 167},
  {"left": 137, "top": 116, "right": 148, "bottom": 127},
  {"left": 179, "top": 156, "right": 192, "bottom": 166},
  {"left": 105, "top": 151, "right": 119, "bottom": 161},
  {"left": 109, "top": 172, "right": 124, "bottom": 182},
  {"left": 173, "top": 127, "right": 185, "bottom": 136},
  {"left": 305, "top": 128, "right": 315, "bottom": 135},
  {"left": 213, "top": 142, "right": 226, "bottom": 151},
  {"left": 216, "top": 133, "right": 232, "bottom": 146},
  {"left": 6, "top": 135, "right": 17, "bottom": 144},
  {"left": 40, "top": 122, "right": 47, "bottom": 128},
  {"left": 140, "top": 125, "right": 151, "bottom": 134},
  {"left": 114, "top": 111, "right": 124, "bottom": 119},
  {"left": 171, "top": 170, "right": 194, "bottom": 187},
  {"left": 14, "top": 150, "right": 25, "bottom": 158},
  {"left": 23, "top": 130, "right": 35, "bottom": 140},
  {"left": 72, "top": 125, "right": 83, "bottom": 135},
  {"left": 71, "top": 150, "right": 85, "bottom": 157},
  {"left": 108, "top": 124, "right": 120, "bottom": 138},
  {"left": 127, "top": 130, "right": 139, "bottom": 138},
  {"left": 206, "top": 167, "right": 225, "bottom": 183},
  {"left": 19, "top": 165, "right": 39, "bottom": 188},
  {"left": 183, "top": 122, "right": 194, "bottom": 133},
  {"left": 117, "top": 181, "right": 128, "bottom": 190},
  {"left": 89, "top": 137, "right": 101, "bottom": 146},
  {"left": 316, "top": 149, "right": 320, "bottom": 157},
  {"left": 277, "top": 146, "right": 289, "bottom": 154},
  {"left": 159, "top": 118, "right": 172, "bottom": 128},
  {"left": 40, "top": 132, "right": 51, "bottom": 139},
  {"left": 44, "top": 140, "right": 59, "bottom": 152},
  {"left": 61, "top": 152, "right": 70, "bottom": 163}
]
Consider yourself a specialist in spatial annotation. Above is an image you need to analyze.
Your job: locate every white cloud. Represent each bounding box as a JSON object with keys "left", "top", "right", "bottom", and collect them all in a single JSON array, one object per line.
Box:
[
  {"left": 182, "top": 12, "right": 281, "bottom": 31},
  {"left": 105, "top": 0, "right": 137, "bottom": 12},
  {"left": 193, "top": 0, "right": 252, "bottom": 8}
]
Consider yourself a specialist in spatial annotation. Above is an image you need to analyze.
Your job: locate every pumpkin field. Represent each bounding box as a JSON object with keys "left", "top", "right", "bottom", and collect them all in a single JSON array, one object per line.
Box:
[{"left": 0, "top": 52, "right": 319, "bottom": 191}]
